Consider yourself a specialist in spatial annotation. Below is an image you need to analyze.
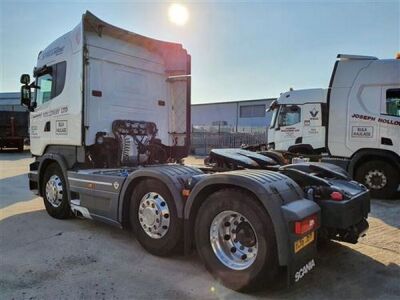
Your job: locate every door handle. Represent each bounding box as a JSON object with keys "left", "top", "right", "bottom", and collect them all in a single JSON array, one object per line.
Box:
[{"left": 44, "top": 121, "right": 51, "bottom": 132}]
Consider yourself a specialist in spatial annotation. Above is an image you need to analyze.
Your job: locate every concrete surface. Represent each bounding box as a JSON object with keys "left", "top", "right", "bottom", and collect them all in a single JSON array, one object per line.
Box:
[{"left": 0, "top": 151, "right": 399, "bottom": 299}]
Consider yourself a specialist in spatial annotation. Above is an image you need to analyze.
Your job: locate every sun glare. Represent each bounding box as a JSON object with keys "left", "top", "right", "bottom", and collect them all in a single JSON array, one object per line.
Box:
[{"left": 168, "top": 3, "right": 189, "bottom": 26}]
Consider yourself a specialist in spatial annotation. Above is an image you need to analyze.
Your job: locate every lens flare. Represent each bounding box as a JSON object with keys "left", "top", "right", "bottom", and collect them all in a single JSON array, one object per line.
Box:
[{"left": 168, "top": 3, "right": 189, "bottom": 26}]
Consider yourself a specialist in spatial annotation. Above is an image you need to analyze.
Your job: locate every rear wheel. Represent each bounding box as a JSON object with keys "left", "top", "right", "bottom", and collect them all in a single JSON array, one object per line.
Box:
[
  {"left": 355, "top": 160, "right": 399, "bottom": 199},
  {"left": 42, "top": 163, "right": 71, "bottom": 219},
  {"left": 194, "top": 189, "right": 279, "bottom": 291},
  {"left": 129, "top": 179, "right": 182, "bottom": 256}
]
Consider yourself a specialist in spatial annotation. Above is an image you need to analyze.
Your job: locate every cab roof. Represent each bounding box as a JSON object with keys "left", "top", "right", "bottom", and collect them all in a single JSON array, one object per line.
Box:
[{"left": 276, "top": 88, "right": 327, "bottom": 105}]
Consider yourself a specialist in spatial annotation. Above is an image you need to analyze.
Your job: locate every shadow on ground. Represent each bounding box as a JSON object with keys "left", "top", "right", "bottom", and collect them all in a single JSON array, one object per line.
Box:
[
  {"left": 1, "top": 209, "right": 399, "bottom": 300},
  {"left": 369, "top": 199, "right": 400, "bottom": 228},
  {"left": 0, "top": 173, "right": 36, "bottom": 209},
  {"left": 0, "top": 149, "right": 31, "bottom": 160},
  {"left": 254, "top": 240, "right": 400, "bottom": 299}
]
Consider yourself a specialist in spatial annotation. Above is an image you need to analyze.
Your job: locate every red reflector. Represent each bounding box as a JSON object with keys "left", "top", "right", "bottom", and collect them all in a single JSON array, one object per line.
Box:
[
  {"left": 294, "top": 214, "right": 317, "bottom": 235},
  {"left": 330, "top": 191, "right": 343, "bottom": 201}
]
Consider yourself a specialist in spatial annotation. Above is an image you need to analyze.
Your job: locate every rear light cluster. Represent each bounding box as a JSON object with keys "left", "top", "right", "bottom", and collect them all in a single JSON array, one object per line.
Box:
[
  {"left": 330, "top": 191, "right": 343, "bottom": 201},
  {"left": 294, "top": 214, "right": 318, "bottom": 235}
]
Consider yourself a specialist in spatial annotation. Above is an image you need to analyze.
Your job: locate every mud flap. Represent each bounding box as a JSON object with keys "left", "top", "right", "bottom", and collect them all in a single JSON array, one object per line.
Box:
[{"left": 287, "top": 238, "right": 317, "bottom": 286}]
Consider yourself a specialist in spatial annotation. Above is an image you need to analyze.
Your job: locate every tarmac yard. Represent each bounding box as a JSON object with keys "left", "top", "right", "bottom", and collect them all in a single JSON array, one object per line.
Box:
[{"left": 1, "top": 151, "right": 399, "bottom": 299}]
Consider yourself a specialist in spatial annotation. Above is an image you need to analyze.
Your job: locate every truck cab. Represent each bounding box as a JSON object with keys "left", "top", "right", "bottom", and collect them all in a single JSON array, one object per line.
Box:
[
  {"left": 21, "top": 11, "right": 191, "bottom": 168},
  {"left": 266, "top": 55, "right": 400, "bottom": 198},
  {"left": 267, "top": 88, "right": 327, "bottom": 154},
  {"left": 325, "top": 54, "right": 400, "bottom": 198}
]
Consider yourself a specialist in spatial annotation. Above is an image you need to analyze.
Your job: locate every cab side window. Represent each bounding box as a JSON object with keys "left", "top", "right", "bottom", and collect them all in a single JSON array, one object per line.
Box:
[
  {"left": 278, "top": 105, "right": 301, "bottom": 127},
  {"left": 35, "top": 61, "right": 67, "bottom": 107},
  {"left": 386, "top": 89, "right": 400, "bottom": 117}
]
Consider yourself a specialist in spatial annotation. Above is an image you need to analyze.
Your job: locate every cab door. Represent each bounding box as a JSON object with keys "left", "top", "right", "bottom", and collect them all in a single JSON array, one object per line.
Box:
[
  {"left": 274, "top": 105, "right": 302, "bottom": 150},
  {"left": 302, "top": 103, "right": 326, "bottom": 150},
  {"left": 30, "top": 72, "right": 54, "bottom": 156},
  {"left": 380, "top": 87, "right": 400, "bottom": 152}
]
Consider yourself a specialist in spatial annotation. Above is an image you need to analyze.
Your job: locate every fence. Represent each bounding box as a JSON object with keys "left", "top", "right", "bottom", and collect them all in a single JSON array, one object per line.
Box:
[{"left": 190, "top": 131, "right": 267, "bottom": 155}]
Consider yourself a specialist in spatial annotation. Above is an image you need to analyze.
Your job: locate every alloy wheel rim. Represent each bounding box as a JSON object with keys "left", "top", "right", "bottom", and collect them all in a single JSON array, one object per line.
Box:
[
  {"left": 210, "top": 210, "right": 258, "bottom": 270},
  {"left": 45, "top": 175, "right": 63, "bottom": 207},
  {"left": 365, "top": 169, "right": 387, "bottom": 190},
  {"left": 138, "top": 192, "right": 170, "bottom": 239}
]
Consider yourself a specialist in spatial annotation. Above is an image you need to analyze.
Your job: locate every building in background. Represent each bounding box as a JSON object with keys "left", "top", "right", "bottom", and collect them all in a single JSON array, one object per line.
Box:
[
  {"left": 191, "top": 98, "right": 275, "bottom": 133},
  {"left": 191, "top": 98, "right": 275, "bottom": 155},
  {"left": 0, "top": 92, "right": 275, "bottom": 154}
]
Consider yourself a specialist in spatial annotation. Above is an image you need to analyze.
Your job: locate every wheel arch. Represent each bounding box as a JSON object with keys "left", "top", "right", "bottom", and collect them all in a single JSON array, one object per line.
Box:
[
  {"left": 349, "top": 148, "right": 400, "bottom": 177},
  {"left": 37, "top": 153, "right": 70, "bottom": 201},
  {"left": 118, "top": 166, "right": 201, "bottom": 227},
  {"left": 119, "top": 175, "right": 175, "bottom": 228},
  {"left": 184, "top": 175, "right": 299, "bottom": 266}
]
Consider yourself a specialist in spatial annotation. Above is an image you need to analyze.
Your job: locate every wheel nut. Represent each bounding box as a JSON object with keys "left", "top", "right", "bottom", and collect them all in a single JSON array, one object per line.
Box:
[
  {"left": 240, "top": 245, "right": 244, "bottom": 250},
  {"left": 241, "top": 254, "right": 247, "bottom": 260},
  {"left": 164, "top": 213, "right": 169, "bottom": 219},
  {"left": 224, "top": 235, "right": 230, "bottom": 240},
  {"left": 161, "top": 202, "right": 166, "bottom": 207},
  {"left": 230, "top": 247, "right": 236, "bottom": 253}
]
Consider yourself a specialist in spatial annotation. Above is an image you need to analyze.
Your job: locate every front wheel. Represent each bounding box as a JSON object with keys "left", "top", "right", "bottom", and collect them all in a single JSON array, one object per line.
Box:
[
  {"left": 42, "top": 163, "right": 71, "bottom": 219},
  {"left": 355, "top": 160, "right": 399, "bottom": 199},
  {"left": 129, "top": 179, "right": 182, "bottom": 256},
  {"left": 194, "top": 189, "right": 279, "bottom": 292}
]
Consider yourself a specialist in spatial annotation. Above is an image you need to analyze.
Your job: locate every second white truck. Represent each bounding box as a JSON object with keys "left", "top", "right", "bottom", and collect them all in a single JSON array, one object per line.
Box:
[{"left": 266, "top": 55, "right": 400, "bottom": 198}]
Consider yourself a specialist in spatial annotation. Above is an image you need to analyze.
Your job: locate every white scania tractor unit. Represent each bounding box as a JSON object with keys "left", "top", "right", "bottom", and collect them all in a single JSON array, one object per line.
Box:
[
  {"left": 266, "top": 55, "right": 400, "bottom": 198},
  {"left": 21, "top": 12, "right": 370, "bottom": 291}
]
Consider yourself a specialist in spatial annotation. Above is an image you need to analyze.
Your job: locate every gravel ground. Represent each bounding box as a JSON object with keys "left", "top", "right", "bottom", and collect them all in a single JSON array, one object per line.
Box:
[{"left": 1, "top": 151, "right": 399, "bottom": 299}]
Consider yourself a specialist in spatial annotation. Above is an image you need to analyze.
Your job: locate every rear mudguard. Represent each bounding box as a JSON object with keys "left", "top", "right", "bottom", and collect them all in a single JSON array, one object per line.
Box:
[
  {"left": 118, "top": 165, "right": 203, "bottom": 222},
  {"left": 183, "top": 169, "right": 320, "bottom": 266}
]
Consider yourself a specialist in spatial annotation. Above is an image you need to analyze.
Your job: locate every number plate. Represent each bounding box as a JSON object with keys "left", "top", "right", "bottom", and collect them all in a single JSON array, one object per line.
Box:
[{"left": 294, "top": 231, "right": 315, "bottom": 253}]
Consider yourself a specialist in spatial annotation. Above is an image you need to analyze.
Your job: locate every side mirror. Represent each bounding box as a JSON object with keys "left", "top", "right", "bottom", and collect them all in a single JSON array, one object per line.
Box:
[
  {"left": 20, "top": 74, "right": 30, "bottom": 85},
  {"left": 20, "top": 85, "right": 32, "bottom": 109}
]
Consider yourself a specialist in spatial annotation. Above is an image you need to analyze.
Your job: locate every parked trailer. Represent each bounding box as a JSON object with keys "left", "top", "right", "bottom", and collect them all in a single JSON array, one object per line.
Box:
[
  {"left": 21, "top": 11, "right": 369, "bottom": 291},
  {"left": 0, "top": 110, "right": 28, "bottom": 152}
]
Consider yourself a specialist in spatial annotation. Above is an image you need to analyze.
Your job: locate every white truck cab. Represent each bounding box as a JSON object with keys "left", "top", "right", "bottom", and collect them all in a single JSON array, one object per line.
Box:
[
  {"left": 22, "top": 11, "right": 191, "bottom": 167},
  {"left": 267, "top": 54, "right": 400, "bottom": 198},
  {"left": 267, "top": 88, "right": 327, "bottom": 154}
]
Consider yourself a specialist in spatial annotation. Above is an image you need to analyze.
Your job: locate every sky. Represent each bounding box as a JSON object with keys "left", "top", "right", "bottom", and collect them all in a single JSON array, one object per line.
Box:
[{"left": 0, "top": 0, "right": 399, "bottom": 104}]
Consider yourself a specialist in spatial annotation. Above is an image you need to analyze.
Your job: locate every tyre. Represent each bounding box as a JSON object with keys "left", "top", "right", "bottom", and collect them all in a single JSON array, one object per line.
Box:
[
  {"left": 42, "top": 163, "right": 71, "bottom": 219},
  {"left": 194, "top": 189, "right": 279, "bottom": 292},
  {"left": 355, "top": 160, "right": 399, "bottom": 199},
  {"left": 129, "top": 179, "right": 182, "bottom": 256}
]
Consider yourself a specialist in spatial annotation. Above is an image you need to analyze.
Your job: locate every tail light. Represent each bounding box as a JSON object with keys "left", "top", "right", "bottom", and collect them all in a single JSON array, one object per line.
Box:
[
  {"left": 330, "top": 191, "right": 343, "bottom": 201},
  {"left": 294, "top": 214, "right": 318, "bottom": 235}
]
